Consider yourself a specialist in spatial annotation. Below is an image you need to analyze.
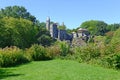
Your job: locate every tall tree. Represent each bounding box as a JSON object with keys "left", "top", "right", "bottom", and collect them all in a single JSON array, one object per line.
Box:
[
  {"left": 0, "top": 17, "right": 38, "bottom": 48},
  {"left": 58, "top": 25, "right": 66, "bottom": 30},
  {"left": 80, "top": 20, "right": 108, "bottom": 36},
  {"left": 0, "top": 6, "right": 55, "bottom": 48},
  {"left": 0, "top": 6, "right": 36, "bottom": 23},
  {"left": 106, "top": 23, "right": 120, "bottom": 31}
]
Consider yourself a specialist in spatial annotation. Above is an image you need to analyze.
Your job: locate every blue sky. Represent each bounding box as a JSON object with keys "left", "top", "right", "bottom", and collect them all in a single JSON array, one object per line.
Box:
[{"left": 0, "top": 0, "right": 120, "bottom": 29}]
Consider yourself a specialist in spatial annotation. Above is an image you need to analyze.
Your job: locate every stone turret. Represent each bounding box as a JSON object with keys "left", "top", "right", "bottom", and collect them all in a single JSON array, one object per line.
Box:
[
  {"left": 46, "top": 17, "right": 50, "bottom": 31},
  {"left": 62, "top": 22, "right": 65, "bottom": 26}
]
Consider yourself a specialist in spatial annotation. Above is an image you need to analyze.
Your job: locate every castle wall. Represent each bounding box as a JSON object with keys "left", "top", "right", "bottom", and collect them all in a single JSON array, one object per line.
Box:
[
  {"left": 58, "top": 30, "right": 67, "bottom": 41},
  {"left": 72, "top": 32, "right": 78, "bottom": 38},
  {"left": 50, "top": 24, "right": 58, "bottom": 38}
]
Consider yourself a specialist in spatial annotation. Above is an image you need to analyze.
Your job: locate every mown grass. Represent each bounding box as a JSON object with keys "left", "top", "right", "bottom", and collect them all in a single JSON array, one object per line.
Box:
[{"left": 1, "top": 59, "right": 120, "bottom": 80}]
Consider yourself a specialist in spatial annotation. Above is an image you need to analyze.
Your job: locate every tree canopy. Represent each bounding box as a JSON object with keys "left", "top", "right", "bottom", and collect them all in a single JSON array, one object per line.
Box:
[
  {"left": 106, "top": 23, "right": 120, "bottom": 31},
  {"left": 0, "top": 6, "right": 53, "bottom": 48},
  {"left": 0, "top": 6, "right": 36, "bottom": 23},
  {"left": 0, "top": 17, "right": 38, "bottom": 48},
  {"left": 80, "top": 20, "right": 108, "bottom": 36},
  {"left": 58, "top": 23, "right": 67, "bottom": 30}
]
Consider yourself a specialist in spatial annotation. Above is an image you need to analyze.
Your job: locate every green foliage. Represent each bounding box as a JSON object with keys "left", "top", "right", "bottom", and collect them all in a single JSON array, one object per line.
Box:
[
  {"left": 59, "top": 41, "right": 70, "bottom": 56},
  {"left": 100, "top": 28, "right": 120, "bottom": 69},
  {"left": 101, "top": 53, "right": 120, "bottom": 69},
  {"left": 0, "top": 53, "right": 3, "bottom": 67},
  {"left": 26, "top": 44, "right": 50, "bottom": 61},
  {"left": 38, "top": 22, "right": 46, "bottom": 29},
  {"left": 0, "top": 6, "right": 53, "bottom": 48},
  {"left": 0, "top": 46, "right": 29, "bottom": 67},
  {"left": 0, "top": 44, "right": 61, "bottom": 67},
  {"left": 106, "top": 24, "right": 120, "bottom": 31},
  {"left": 37, "top": 34, "right": 52, "bottom": 46},
  {"left": 58, "top": 25, "right": 66, "bottom": 30},
  {"left": 0, "top": 17, "right": 38, "bottom": 48},
  {"left": 46, "top": 45, "right": 61, "bottom": 59},
  {"left": 0, "top": 6, "right": 36, "bottom": 23},
  {"left": 36, "top": 27, "right": 54, "bottom": 46},
  {"left": 74, "top": 44, "right": 100, "bottom": 62},
  {"left": 93, "top": 36, "right": 106, "bottom": 45},
  {"left": 80, "top": 20, "right": 107, "bottom": 36},
  {"left": 111, "top": 28, "right": 120, "bottom": 45},
  {"left": 66, "top": 29, "right": 73, "bottom": 34},
  {"left": 105, "top": 31, "right": 114, "bottom": 44},
  {"left": 68, "top": 36, "right": 120, "bottom": 69}
]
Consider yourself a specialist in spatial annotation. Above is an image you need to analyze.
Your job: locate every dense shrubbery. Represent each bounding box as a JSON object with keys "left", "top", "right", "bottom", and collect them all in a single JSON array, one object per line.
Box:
[
  {"left": 0, "top": 41, "right": 73, "bottom": 67},
  {"left": 26, "top": 44, "right": 50, "bottom": 61},
  {"left": 68, "top": 38, "right": 120, "bottom": 69},
  {"left": 74, "top": 44, "right": 100, "bottom": 62},
  {"left": 101, "top": 53, "right": 120, "bottom": 69},
  {"left": 46, "top": 45, "right": 61, "bottom": 59},
  {"left": 0, "top": 45, "right": 39, "bottom": 67},
  {"left": 0, "top": 44, "right": 62, "bottom": 67},
  {"left": 66, "top": 28, "right": 120, "bottom": 69},
  {"left": 59, "top": 41, "right": 70, "bottom": 56},
  {"left": 0, "top": 38, "right": 120, "bottom": 69},
  {"left": 0, "top": 46, "right": 29, "bottom": 67}
]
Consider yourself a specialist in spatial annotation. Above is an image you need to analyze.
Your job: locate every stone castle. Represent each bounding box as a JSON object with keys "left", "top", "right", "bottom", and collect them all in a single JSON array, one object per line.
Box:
[
  {"left": 46, "top": 17, "right": 73, "bottom": 41},
  {"left": 46, "top": 17, "right": 90, "bottom": 44}
]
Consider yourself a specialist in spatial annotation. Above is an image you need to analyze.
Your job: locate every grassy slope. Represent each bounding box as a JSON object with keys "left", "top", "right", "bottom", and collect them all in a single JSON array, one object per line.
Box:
[{"left": 1, "top": 59, "right": 120, "bottom": 80}]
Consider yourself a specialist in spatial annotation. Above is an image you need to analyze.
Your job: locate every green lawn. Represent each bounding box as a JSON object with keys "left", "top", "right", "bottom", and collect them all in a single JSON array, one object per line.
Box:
[{"left": 0, "top": 59, "right": 120, "bottom": 80}]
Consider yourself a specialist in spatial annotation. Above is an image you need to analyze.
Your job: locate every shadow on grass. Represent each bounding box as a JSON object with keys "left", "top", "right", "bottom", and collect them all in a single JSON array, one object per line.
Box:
[{"left": 0, "top": 68, "right": 23, "bottom": 79}]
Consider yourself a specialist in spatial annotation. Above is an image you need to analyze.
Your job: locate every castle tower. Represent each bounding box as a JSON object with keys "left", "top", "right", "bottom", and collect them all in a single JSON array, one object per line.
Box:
[
  {"left": 62, "top": 22, "right": 65, "bottom": 26},
  {"left": 46, "top": 17, "right": 50, "bottom": 31},
  {"left": 50, "top": 23, "right": 58, "bottom": 38}
]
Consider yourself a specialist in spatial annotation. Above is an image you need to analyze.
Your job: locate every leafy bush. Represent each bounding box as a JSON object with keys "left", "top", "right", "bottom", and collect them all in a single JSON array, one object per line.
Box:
[
  {"left": 59, "top": 41, "right": 70, "bottom": 56},
  {"left": 103, "top": 45, "right": 115, "bottom": 55},
  {"left": 26, "top": 44, "right": 50, "bottom": 61},
  {"left": 101, "top": 53, "right": 120, "bottom": 69},
  {"left": 0, "top": 17, "right": 38, "bottom": 49},
  {"left": 0, "top": 46, "right": 28, "bottom": 67},
  {"left": 37, "top": 34, "right": 52, "bottom": 46},
  {"left": 46, "top": 45, "right": 61, "bottom": 59},
  {"left": 74, "top": 44, "right": 100, "bottom": 62},
  {"left": 0, "top": 53, "right": 3, "bottom": 67}
]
